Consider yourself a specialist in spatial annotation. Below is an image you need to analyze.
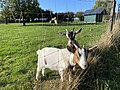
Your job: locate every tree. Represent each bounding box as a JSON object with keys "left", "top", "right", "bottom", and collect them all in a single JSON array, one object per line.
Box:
[
  {"left": 55, "top": 12, "right": 64, "bottom": 21},
  {"left": 93, "top": 0, "right": 116, "bottom": 31},
  {"left": 43, "top": 9, "right": 54, "bottom": 21},
  {"left": 0, "top": 0, "right": 11, "bottom": 24},
  {"left": 19, "top": 0, "right": 40, "bottom": 25},
  {"left": 75, "top": 11, "right": 83, "bottom": 21},
  {"left": 24, "top": 0, "right": 42, "bottom": 22},
  {"left": 93, "top": 0, "right": 112, "bottom": 9},
  {"left": 0, "top": 0, "right": 41, "bottom": 25},
  {"left": 63, "top": 12, "right": 74, "bottom": 21}
]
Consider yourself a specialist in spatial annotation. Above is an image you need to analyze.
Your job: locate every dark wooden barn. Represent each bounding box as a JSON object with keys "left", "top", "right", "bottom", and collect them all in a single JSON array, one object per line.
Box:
[{"left": 83, "top": 8, "right": 107, "bottom": 23}]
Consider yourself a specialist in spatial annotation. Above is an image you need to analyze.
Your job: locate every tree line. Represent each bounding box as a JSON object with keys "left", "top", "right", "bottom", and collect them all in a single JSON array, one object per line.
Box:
[
  {"left": 0, "top": 0, "right": 113, "bottom": 25},
  {"left": 0, "top": 0, "right": 84, "bottom": 25}
]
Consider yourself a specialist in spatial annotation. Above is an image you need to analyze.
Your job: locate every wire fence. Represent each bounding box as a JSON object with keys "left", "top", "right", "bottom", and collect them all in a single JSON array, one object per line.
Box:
[{"left": 1, "top": 0, "right": 120, "bottom": 90}]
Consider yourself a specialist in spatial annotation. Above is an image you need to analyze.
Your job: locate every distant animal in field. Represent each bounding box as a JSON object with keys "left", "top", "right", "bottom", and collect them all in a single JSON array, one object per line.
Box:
[{"left": 49, "top": 17, "right": 58, "bottom": 25}]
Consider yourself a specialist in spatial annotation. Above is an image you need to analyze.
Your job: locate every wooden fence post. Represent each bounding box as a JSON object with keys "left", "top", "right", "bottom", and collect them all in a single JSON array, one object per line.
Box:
[{"left": 108, "top": 0, "right": 116, "bottom": 32}]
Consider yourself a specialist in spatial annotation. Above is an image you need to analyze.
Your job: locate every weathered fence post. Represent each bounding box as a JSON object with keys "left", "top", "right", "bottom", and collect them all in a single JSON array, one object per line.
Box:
[{"left": 108, "top": 0, "right": 116, "bottom": 32}]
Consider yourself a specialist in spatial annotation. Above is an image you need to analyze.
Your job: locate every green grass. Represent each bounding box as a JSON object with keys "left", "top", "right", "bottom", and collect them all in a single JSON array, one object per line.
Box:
[{"left": 0, "top": 23, "right": 107, "bottom": 89}]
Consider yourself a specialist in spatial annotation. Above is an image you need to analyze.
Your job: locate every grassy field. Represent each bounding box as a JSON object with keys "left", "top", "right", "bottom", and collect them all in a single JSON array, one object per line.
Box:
[{"left": 0, "top": 23, "right": 107, "bottom": 90}]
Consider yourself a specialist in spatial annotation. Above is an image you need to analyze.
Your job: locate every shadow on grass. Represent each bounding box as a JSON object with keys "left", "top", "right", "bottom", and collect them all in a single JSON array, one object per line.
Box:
[{"left": 38, "top": 68, "right": 60, "bottom": 81}]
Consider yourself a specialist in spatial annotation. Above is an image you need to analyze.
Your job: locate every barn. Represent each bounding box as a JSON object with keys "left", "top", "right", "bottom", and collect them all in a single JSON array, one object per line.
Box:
[{"left": 83, "top": 8, "right": 106, "bottom": 23}]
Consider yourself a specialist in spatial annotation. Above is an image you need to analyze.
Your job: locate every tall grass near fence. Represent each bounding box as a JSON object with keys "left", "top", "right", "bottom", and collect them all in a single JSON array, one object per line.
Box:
[
  {"left": 0, "top": 23, "right": 107, "bottom": 90},
  {"left": 63, "top": 20, "right": 120, "bottom": 90}
]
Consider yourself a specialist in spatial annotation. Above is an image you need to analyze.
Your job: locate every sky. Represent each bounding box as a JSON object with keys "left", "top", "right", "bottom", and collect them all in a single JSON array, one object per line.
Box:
[{"left": 39, "top": 0, "right": 120, "bottom": 13}]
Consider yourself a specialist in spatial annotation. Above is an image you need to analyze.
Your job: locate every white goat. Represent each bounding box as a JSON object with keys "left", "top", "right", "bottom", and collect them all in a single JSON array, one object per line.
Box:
[
  {"left": 36, "top": 45, "right": 90, "bottom": 82},
  {"left": 36, "top": 47, "right": 70, "bottom": 82}
]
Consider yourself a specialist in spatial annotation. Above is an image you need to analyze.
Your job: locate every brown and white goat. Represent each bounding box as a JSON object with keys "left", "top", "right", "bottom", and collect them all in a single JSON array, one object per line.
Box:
[
  {"left": 65, "top": 28, "right": 97, "bottom": 69},
  {"left": 66, "top": 28, "right": 82, "bottom": 53}
]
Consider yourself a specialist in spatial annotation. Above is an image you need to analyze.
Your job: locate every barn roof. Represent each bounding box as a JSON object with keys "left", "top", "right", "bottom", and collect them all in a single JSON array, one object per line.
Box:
[{"left": 83, "top": 8, "right": 105, "bottom": 16}]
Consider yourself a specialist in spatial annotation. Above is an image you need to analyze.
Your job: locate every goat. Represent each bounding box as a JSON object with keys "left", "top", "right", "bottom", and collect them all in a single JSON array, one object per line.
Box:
[
  {"left": 65, "top": 28, "right": 97, "bottom": 69},
  {"left": 36, "top": 47, "right": 71, "bottom": 82},
  {"left": 36, "top": 46, "right": 89, "bottom": 82}
]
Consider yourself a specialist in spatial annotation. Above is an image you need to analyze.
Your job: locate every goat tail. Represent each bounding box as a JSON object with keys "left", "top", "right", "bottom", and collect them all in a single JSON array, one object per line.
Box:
[{"left": 36, "top": 49, "right": 41, "bottom": 55}]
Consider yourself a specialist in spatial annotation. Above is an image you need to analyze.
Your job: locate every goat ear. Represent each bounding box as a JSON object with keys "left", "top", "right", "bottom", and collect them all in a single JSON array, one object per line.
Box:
[
  {"left": 88, "top": 45, "right": 97, "bottom": 52},
  {"left": 66, "top": 29, "right": 70, "bottom": 39},
  {"left": 75, "top": 28, "right": 82, "bottom": 34}
]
